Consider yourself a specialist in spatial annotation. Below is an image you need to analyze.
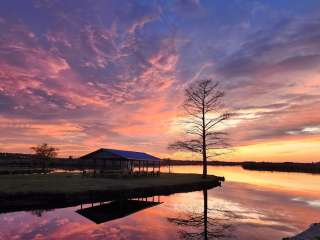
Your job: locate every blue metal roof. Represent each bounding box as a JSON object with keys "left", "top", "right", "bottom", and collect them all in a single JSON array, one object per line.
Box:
[
  {"left": 104, "top": 149, "right": 160, "bottom": 161},
  {"left": 81, "top": 148, "right": 160, "bottom": 161}
]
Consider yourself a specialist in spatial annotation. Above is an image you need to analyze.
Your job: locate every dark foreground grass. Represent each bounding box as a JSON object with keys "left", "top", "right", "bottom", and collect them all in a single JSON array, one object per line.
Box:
[{"left": 0, "top": 173, "right": 222, "bottom": 195}]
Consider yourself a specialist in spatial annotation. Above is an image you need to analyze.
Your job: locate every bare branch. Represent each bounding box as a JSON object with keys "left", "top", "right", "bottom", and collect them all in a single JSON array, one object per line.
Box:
[{"left": 168, "top": 140, "right": 202, "bottom": 153}]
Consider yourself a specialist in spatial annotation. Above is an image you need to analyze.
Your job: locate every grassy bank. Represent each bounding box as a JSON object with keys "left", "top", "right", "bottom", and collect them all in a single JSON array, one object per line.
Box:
[
  {"left": 0, "top": 167, "right": 51, "bottom": 175},
  {"left": 0, "top": 173, "right": 222, "bottom": 195},
  {"left": 0, "top": 173, "right": 223, "bottom": 212}
]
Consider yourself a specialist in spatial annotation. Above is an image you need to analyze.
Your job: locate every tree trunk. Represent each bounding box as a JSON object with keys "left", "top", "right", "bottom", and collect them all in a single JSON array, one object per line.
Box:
[
  {"left": 202, "top": 146, "right": 207, "bottom": 178},
  {"left": 202, "top": 98, "right": 207, "bottom": 178},
  {"left": 42, "top": 158, "right": 46, "bottom": 172}
]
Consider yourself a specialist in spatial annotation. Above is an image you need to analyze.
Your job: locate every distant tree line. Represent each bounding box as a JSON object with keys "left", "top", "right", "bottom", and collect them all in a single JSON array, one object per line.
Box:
[{"left": 242, "top": 161, "right": 320, "bottom": 174}]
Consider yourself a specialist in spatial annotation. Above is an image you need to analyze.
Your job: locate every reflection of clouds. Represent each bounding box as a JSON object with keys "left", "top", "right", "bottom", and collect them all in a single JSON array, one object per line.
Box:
[
  {"left": 33, "top": 233, "right": 45, "bottom": 240},
  {"left": 0, "top": 202, "right": 179, "bottom": 240},
  {"left": 209, "top": 181, "right": 320, "bottom": 236},
  {"left": 208, "top": 197, "right": 284, "bottom": 227},
  {"left": 55, "top": 218, "right": 70, "bottom": 226},
  {"left": 0, "top": 180, "right": 320, "bottom": 240}
]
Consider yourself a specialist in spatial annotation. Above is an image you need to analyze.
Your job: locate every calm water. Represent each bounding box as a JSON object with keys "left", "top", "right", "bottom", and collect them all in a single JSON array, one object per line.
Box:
[{"left": 0, "top": 166, "right": 319, "bottom": 240}]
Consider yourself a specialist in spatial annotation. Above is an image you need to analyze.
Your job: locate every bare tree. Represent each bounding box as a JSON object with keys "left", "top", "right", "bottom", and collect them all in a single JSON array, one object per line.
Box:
[
  {"left": 169, "top": 79, "right": 231, "bottom": 178},
  {"left": 30, "top": 143, "right": 58, "bottom": 171}
]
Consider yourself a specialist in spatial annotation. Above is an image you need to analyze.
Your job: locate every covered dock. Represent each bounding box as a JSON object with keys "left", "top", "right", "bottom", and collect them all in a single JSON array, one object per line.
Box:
[{"left": 79, "top": 148, "right": 161, "bottom": 177}]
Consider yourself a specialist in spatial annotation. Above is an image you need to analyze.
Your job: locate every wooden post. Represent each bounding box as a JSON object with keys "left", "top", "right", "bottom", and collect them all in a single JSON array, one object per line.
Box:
[
  {"left": 93, "top": 159, "right": 96, "bottom": 177},
  {"left": 103, "top": 159, "right": 106, "bottom": 175},
  {"left": 142, "top": 161, "right": 144, "bottom": 173},
  {"left": 153, "top": 161, "right": 155, "bottom": 176},
  {"left": 138, "top": 161, "right": 141, "bottom": 175},
  {"left": 146, "top": 161, "right": 148, "bottom": 175}
]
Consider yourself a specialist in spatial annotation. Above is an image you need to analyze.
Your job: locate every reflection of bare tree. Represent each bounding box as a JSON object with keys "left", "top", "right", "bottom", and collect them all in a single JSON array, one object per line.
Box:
[
  {"left": 168, "top": 189, "right": 233, "bottom": 240},
  {"left": 31, "top": 209, "right": 51, "bottom": 217}
]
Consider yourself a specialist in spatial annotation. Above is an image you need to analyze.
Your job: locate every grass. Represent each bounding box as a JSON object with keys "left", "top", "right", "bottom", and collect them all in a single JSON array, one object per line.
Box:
[{"left": 0, "top": 173, "right": 221, "bottom": 195}]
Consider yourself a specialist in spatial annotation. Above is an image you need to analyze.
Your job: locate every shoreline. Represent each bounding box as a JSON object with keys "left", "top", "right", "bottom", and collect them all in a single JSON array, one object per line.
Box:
[{"left": 0, "top": 173, "right": 223, "bottom": 213}]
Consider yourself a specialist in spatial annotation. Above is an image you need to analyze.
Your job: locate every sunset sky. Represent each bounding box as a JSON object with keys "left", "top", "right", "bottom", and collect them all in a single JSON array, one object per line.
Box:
[{"left": 0, "top": 0, "right": 320, "bottom": 162}]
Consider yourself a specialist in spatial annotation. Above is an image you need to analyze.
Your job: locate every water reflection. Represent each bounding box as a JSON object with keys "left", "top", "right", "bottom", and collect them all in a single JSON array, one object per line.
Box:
[
  {"left": 168, "top": 189, "right": 233, "bottom": 240},
  {"left": 31, "top": 209, "right": 52, "bottom": 217},
  {"left": 76, "top": 197, "right": 162, "bottom": 224},
  {"left": 171, "top": 166, "right": 320, "bottom": 195},
  {"left": 0, "top": 167, "right": 319, "bottom": 239}
]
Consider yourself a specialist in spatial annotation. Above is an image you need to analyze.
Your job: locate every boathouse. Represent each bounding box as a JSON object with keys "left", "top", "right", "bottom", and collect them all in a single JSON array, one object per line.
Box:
[{"left": 80, "top": 148, "right": 161, "bottom": 176}]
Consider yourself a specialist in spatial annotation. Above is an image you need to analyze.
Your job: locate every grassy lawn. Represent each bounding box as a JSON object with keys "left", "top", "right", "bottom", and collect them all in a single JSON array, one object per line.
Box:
[{"left": 0, "top": 173, "right": 221, "bottom": 195}]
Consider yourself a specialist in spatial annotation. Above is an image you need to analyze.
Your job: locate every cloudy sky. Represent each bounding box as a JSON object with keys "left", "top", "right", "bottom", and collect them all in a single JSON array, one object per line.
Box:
[{"left": 0, "top": 0, "right": 320, "bottom": 162}]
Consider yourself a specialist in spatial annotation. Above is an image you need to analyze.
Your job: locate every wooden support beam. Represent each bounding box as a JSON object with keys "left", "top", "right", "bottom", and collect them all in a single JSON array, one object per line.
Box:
[
  {"left": 146, "top": 160, "right": 148, "bottom": 174},
  {"left": 138, "top": 160, "right": 141, "bottom": 174},
  {"left": 93, "top": 159, "right": 96, "bottom": 177}
]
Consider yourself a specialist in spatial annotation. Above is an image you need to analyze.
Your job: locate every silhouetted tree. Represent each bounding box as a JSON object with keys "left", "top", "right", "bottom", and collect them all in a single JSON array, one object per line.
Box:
[
  {"left": 169, "top": 79, "right": 231, "bottom": 178},
  {"left": 30, "top": 143, "right": 58, "bottom": 171}
]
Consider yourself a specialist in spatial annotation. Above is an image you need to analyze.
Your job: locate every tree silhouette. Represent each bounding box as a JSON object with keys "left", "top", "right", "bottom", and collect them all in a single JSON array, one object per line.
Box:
[
  {"left": 169, "top": 79, "right": 231, "bottom": 178},
  {"left": 30, "top": 143, "right": 58, "bottom": 171}
]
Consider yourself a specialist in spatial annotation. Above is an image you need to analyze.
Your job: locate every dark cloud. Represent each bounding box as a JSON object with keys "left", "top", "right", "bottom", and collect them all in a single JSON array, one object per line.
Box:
[
  {"left": 217, "top": 18, "right": 320, "bottom": 80},
  {"left": 0, "top": 93, "right": 16, "bottom": 112}
]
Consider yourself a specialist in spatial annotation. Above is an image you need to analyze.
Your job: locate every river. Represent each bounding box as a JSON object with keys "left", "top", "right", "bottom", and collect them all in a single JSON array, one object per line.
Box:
[{"left": 0, "top": 166, "right": 319, "bottom": 240}]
